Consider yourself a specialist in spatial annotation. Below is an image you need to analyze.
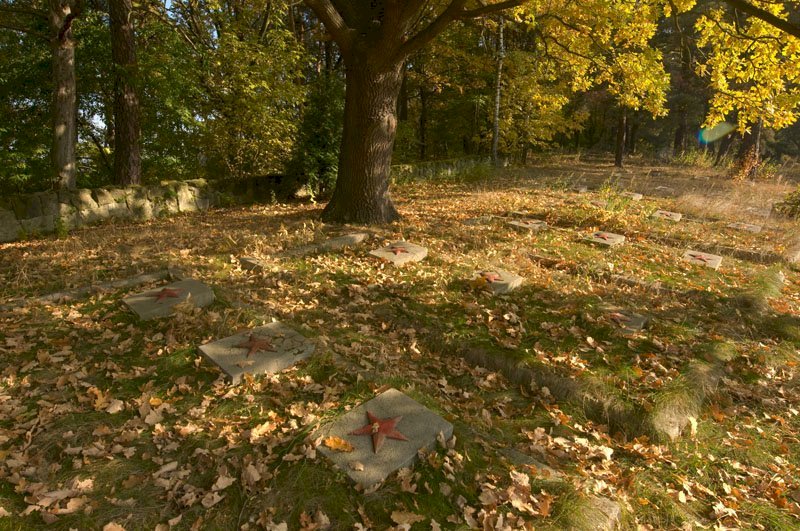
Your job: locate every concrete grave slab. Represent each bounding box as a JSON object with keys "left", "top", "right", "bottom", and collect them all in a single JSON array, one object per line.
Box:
[
  {"left": 652, "top": 210, "right": 682, "bottom": 222},
  {"left": 319, "top": 232, "right": 369, "bottom": 252},
  {"left": 239, "top": 256, "right": 269, "bottom": 272},
  {"left": 682, "top": 250, "right": 722, "bottom": 270},
  {"left": 473, "top": 269, "right": 523, "bottom": 295},
  {"left": 590, "top": 200, "right": 609, "bottom": 209},
  {"left": 316, "top": 388, "right": 453, "bottom": 488},
  {"left": 573, "top": 185, "right": 589, "bottom": 193},
  {"left": 122, "top": 279, "right": 214, "bottom": 320},
  {"left": 463, "top": 216, "right": 493, "bottom": 226},
  {"left": 588, "top": 231, "right": 625, "bottom": 247},
  {"left": 727, "top": 222, "right": 762, "bottom": 234},
  {"left": 622, "top": 192, "right": 643, "bottom": 201},
  {"left": 606, "top": 309, "right": 648, "bottom": 333},
  {"left": 198, "top": 322, "right": 314, "bottom": 384},
  {"left": 508, "top": 219, "right": 547, "bottom": 232},
  {"left": 654, "top": 185, "right": 676, "bottom": 195},
  {"left": 369, "top": 241, "right": 427, "bottom": 266}
]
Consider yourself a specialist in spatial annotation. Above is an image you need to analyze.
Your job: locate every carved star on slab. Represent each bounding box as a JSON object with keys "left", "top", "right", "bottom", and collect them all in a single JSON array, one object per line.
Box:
[
  {"left": 149, "top": 287, "right": 181, "bottom": 303},
  {"left": 235, "top": 333, "right": 275, "bottom": 358},
  {"left": 348, "top": 411, "right": 409, "bottom": 453},
  {"left": 689, "top": 253, "right": 710, "bottom": 263},
  {"left": 594, "top": 232, "right": 610, "bottom": 241},
  {"left": 389, "top": 246, "right": 408, "bottom": 256},
  {"left": 480, "top": 272, "right": 502, "bottom": 283}
]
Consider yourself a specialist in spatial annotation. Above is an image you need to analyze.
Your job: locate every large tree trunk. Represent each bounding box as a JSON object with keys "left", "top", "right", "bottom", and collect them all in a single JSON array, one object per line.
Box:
[
  {"left": 320, "top": 56, "right": 403, "bottom": 224},
  {"left": 49, "top": 0, "right": 78, "bottom": 190},
  {"left": 109, "top": 0, "right": 141, "bottom": 186},
  {"left": 614, "top": 109, "right": 626, "bottom": 168}
]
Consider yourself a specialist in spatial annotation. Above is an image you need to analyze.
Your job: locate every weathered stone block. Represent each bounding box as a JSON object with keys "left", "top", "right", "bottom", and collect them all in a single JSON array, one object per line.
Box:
[
  {"left": 0, "top": 206, "right": 22, "bottom": 243},
  {"left": 316, "top": 389, "right": 453, "bottom": 488},
  {"left": 122, "top": 279, "right": 215, "bottom": 320},
  {"left": 652, "top": 210, "right": 682, "bottom": 222},
  {"left": 319, "top": 233, "right": 369, "bottom": 252},
  {"left": 71, "top": 189, "right": 98, "bottom": 210},
  {"left": 588, "top": 231, "right": 625, "bottom": 247},
  {"left": 369, "top": 241, "right": 427, "bottom": 266},
  {"left": 198, "top": 323, "right": 315, "bottom": 384},
  {"left": 682, "top": 250, "right": 722, "bottom": 270},
  {"left": 93, "top": 188, "right": 115, "bottom": 206},
  {"left": 473, "top": 269, "right": 523, "bottom": 295}
]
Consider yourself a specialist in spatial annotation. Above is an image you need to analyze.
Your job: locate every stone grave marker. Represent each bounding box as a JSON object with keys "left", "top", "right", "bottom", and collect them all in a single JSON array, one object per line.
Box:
[
  {"left": 319, "top": 232, "right": 369, "bottom": 252},
  {"left": 590, "top": 200, "right": 609, "bottom": 209},
  {"left": 122, "top": 279, "right": 214, "bottom": 320},
  {"left": 573, "top": 185, "right": 589, "bottom": 193},
  {"left": 316, "top": 388, "right": 453, "bottom": 488},
  {"left": 727, "top": 222, "right": 762, "bottom": 234},
  {"left": 654, "top": 185, "right": 676, "bottom": 195},
  {"left": 508, "top": 219, "right": 547, "bottom": 232},
  {"left": 652, "top": 210, "right": 682, "bottom": 222},
  {"left": 198, "top": 322, "right": 315, "bottom": 384},
  {"left": 239, "top": 256, "right": 268, "bottom": 272},
  {"left": 472, "top": 269, "right": 523, "bottom": 295},
  {"left": 682, "top": 250, "right": 722, "bottom": 270},
  {"left": 369, "top": 241, "right": 427, "bottom": 266},
  {"left": 588, "top": 231, "right": 625, "bottom": 247},
  {"left": 622, "top": 192, "right": 643, "bottom": 201},
  {"left": 463, "top": 216, "right": 493, "bottom": 226},
  {"left": 745, "top": 206, "right": 771, "bottom": 218},
  {"left": 606, "top": 308, "right": 648, "bottom": 333}
]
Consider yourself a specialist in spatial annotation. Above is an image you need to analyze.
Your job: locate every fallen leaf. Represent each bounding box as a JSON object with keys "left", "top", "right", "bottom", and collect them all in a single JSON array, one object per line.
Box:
[
  {"left": 323, "top": 436, "right": 354, "bottom": 453},
  {"left": 391, "top": 511, "right": 425, "bottom": 526}
]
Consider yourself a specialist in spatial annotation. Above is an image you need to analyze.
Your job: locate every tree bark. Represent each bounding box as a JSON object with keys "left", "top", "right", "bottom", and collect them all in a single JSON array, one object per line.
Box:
[
  {"left": 614, "top": 109, "right": 626, "bottom": 168},
  {"left": 109, "top": 0, "right": 142, "bottom": 186},
  {"left": 49, "top": 0, "right": 78, "bottom": 190},
  {"left": 320, "top": 56, "right": 403, "bottom": 224},
  {"left": 673, "top": 110, "right": 687, "bottom": 157},
  {"left": 491, "top": 17, "right": 504, "bottom": 166}
]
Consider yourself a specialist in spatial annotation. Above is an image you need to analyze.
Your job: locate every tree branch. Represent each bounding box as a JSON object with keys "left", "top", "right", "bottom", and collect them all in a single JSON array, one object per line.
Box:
[
  {"left": 721, "top": 0, "right": 800, "bottom": 39},
  {"left": 460, "top": 0, "right": 527, "bottom": 19},
  {"left": 394, "top": 0, "right": 467, "bottom": 60},
  {"left": 304, "top": 0, "right": 354, "bottom": 54}
]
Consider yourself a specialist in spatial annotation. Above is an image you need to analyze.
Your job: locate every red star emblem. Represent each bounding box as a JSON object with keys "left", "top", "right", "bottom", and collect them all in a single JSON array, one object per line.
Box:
[
  {"left": 594, "top": 232, "right": 610, "bottom": 241},
  {"left": 149, "top": 287, "right": 181, "bottom": 303},
  {"left": 690, "top": 253, "right": 709, "bottom": 263},
  {"left": 348, "top": 411, "right": 409, "bottom": 453},
  {"left": 481, "top": 272, "right": 502, "bottom": 283},
  {"left": 235, "top": 333, "right": 275, "bottom": 358},
  {"left": 389, "top": 246, "right": 408, "bottom": 255}
]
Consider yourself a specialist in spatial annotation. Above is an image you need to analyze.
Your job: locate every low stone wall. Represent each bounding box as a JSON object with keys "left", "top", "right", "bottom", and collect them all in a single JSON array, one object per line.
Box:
[{"left": 0, "top": 179, "right": 219, "bottom": 243}]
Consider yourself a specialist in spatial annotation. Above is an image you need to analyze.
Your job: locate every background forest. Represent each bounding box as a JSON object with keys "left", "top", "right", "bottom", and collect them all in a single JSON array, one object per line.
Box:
[{"left": 1, "top": 0, "right": 799, "bottom": 197}]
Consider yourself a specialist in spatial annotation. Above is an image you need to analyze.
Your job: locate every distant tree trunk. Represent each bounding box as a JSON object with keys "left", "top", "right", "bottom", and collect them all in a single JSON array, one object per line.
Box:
[
  {"left": 614, "top": 109, "right": 626, "bottom": 168},
  {"left": 49, "top": 0, "right": 79, "bottom": 190},
  {"left": 735, "top": 119, "right": 762, "bottom": 179},
  {"left": 418, "top": 86, "right": 428, "bottom": 160},
  {"left": 627, "top": 113, "right": 639, "bottom": 155},
  {"left": 109, "top": 0, "right": 141, "bottom": 186},
  {"left": 320, "top": 55, "right": 403, "bottom": 223},
  {"left": 491, "top": 17, "right": 504, "bottom": 166},
  {"left": 673, "top": 110, "right": 687, "bottom": 156},
  {"left": 714, "top": 133, "right": 734, "bottom": 166}
]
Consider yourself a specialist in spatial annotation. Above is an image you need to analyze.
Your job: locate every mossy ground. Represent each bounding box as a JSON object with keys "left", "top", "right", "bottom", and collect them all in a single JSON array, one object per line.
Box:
[{"left": 1, "top": 158, "right": 799, "bottom": 529}]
